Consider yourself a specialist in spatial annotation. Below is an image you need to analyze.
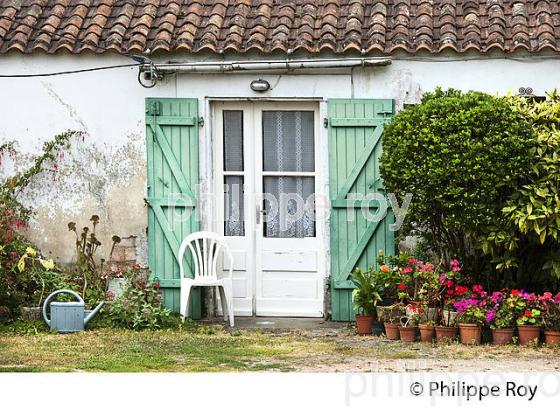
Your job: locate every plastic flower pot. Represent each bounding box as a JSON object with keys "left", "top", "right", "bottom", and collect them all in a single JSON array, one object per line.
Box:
[
  {"left": 441, "top": 310, "right": 458, "bottom": 327},
  {"left": 544, "top": 330, "right": 560, "bottom": 345},
  {"left": 355, "top": 314, "right": 373, "bottom": 336},
  {"left": 372, "top": 321, "right": 384, "bottom": 337},
  {"left": 517, "top": 325, "right": 541, "bottom": 346},
  {"left": 384, "top": 322, "right": 400, "bottom": 340},
  {"left": 435, "top": 326, "right": 457, "bottom": 342},
  {"left": 419, "top": 324, "right": 435, "bottom": 342},
  {"left": 458, "top": 323, "right": 482, "bottom": 345},
  {"left": 398, "top": 325, "right": 418, "bottom": 342},
  {"left": 491, "top": 328, "right": 515, "bottom": 345}
]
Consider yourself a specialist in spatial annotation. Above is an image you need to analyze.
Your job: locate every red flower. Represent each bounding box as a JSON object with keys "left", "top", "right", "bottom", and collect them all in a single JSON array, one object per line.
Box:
[
  {"left": 472, "top": 284, "right": 484, "bottom": 294},
  {"left": 444, "top": 280, "right": 454, "bottom": 288},
  {"left": 511, "top": 289, "right": 520, "bottom": 296},
  {"left": 524, "top": 310, "right": 532, "bottom": 317},
  {"left": 397, "top": 284, "right": 407, "bottom": 290}
]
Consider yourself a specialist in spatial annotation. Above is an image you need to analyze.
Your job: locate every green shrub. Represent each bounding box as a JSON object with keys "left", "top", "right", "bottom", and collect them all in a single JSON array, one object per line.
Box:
[
  {"left": 380, "top": 88, "right": 534, "bottom": 279},
  {"left": 107, "top": 269, "right": 174, "bottom": 330},
  {"left": 482, "top": 91, "right": 560, "bottom": 288}
]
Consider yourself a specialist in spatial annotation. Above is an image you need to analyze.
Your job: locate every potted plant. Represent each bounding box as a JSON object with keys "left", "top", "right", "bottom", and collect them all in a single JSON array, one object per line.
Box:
[
  {"left": 541, "top": 292, "right": 560, "bottom": 345},
  {"left": 398, "top": 306, "right": 419, "bottom": 342},
  {"left": 419, "top": 319, "right": 436, "bottom": 342},
  {"left": 514, "top": 290, "right": 543, "bottom": 345},
  {"left": 435, "top": 302, "right": 458, "bottom": 342},
  {"left": 487, "top": 291, "right": 516, "bottom": 345},
  {"left": 350, "top": 268, "right": 382, "bottom": 336},
  {"left": 454, "top": 284, "right": 488, "bottom": 345},
  {"left": 380, "top": 304, "right": 401, "bottom": 340}
]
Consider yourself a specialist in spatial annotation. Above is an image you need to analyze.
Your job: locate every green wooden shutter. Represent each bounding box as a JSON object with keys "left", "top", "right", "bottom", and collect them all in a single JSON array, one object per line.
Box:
[
  {"left": 145, "top": 98, "right": 201, "bottom": 318},
  {"left": 328, "top": 99, "right": 396, "bottom": 321}
]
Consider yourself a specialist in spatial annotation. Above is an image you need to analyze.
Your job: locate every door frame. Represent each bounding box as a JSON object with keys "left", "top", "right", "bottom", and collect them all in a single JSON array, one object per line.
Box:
[{"left": 211, "top": 99, "right": 328, "bottom": 317}]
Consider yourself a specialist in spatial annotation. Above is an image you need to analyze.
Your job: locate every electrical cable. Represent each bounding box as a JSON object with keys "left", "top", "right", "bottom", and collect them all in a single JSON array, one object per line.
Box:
[{"left": 0, "top": 63, "right": 141, "bottom": 78}]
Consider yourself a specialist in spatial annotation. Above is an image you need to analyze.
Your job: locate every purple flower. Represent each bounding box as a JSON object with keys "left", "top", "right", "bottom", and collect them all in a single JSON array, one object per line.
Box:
[
  {"left": 485, "top": 310, "right": 496, "bottom": 323},
  {"left": 439, "top": 273, "right": 447, "bottom": 282}
]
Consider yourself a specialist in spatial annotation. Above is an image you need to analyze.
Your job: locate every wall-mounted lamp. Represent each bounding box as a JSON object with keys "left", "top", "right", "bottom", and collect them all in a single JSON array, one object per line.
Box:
[{"left": 250, "top": 79, "right": 271, "bottom": 92}]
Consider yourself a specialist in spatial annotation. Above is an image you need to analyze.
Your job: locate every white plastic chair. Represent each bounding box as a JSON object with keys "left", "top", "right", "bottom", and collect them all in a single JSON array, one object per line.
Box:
[{"left": 178, "top": 231, "right": 234, "bottom": 326}]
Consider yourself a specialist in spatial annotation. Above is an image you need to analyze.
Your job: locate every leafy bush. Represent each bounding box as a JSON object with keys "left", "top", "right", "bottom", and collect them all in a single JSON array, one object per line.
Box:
[
  {"left": 482, "top": 91, "right": 560, "bottom": 288},
  {"left": 107, "top": 268, "right": 173, "bottom": 330},
  {"left": 381, "top": 88, "right": 534, "bottom": 280}
]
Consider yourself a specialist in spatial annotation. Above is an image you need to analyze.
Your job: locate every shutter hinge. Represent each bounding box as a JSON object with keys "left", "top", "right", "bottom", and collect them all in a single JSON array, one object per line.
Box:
[
  {"left": 146, "top": 101, "right": 161, "bottom": 116},
  {"left": 198, "top": 116, "right": 205, "bottom": 127},
  {"left": 323, "top": 118, "right": 329, "bottom": 128}
]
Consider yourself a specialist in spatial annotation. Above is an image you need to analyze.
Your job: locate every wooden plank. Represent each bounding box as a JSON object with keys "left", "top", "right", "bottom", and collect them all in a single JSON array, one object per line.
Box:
[
  {"left": 330, "top": 118, "right": 384, "bottom": 127},
  {"left": 146, "top": 116, "right": 196, "bottom": 126}
]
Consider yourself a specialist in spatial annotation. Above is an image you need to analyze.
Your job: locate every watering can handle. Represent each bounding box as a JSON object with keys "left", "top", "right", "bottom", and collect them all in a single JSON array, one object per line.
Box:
[{"left": 42, "top": 289, "right": 85, "bottom": 325}]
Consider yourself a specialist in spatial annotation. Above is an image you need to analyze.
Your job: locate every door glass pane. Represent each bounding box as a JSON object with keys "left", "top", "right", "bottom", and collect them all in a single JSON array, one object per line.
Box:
[
  {"left": 223, "top": 110, "right": 243, "bottom": 172},
  {"left": 262, "top": 111, "right": 314, "bottom": 172},
  {"left": 224, "top": 176, "right": 244, "bottom": 236},
  {"left": 263, "top": 176, "right": 315, "bottom": 238}
]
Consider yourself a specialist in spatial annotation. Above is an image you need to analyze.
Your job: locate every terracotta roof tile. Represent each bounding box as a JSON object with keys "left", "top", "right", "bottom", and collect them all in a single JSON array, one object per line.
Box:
[{"left": 0, "top": 0, "right": 559, "bottom": 54}]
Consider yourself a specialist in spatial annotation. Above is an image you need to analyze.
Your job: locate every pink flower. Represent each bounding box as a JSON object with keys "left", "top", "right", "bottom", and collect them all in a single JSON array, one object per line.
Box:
[
  {"left": 403, "top": 266, "right": 413, "bottom": 274},
  {"left": 450, "top": 259, "right": 459, "bottom": 266},
  {"left": 472, "top": 284, "right": 484, "bottom": 294},
  {"left": 452, "top": 266, "right": 461, "bottom": 272},
  {"left": 439, "top": 273, "right": 447, "bottom": 282},
  {"left": 423, "top": 263, "right": 435, "bottom": 272}
]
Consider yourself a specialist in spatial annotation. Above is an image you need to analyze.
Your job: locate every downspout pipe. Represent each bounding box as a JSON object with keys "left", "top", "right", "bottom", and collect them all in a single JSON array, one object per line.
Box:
[{"left": 141, "top": 57, "right": 392, "bottom": 74}]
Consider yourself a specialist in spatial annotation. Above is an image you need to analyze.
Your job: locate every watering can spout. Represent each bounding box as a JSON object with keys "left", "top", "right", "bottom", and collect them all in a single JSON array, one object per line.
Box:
[{"left": 84, "top": 301, "right": 105, "bottom": 325}]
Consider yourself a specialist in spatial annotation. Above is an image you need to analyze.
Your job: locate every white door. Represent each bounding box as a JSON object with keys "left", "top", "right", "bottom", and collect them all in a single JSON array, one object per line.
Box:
[{"left": 214, "top": 101, "right": 324, "bottom": 317}]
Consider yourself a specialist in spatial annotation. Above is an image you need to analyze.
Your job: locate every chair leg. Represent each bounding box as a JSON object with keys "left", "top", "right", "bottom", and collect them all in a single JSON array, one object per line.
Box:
[
  {"left": 218, "top": 286, "right": 228, "bottom": 321},
  {"left": 222, "top": 279, "right": 234, "bottom": 327},
  {"left": 180, "top": 283, "right": 193, "bottom": 322}
]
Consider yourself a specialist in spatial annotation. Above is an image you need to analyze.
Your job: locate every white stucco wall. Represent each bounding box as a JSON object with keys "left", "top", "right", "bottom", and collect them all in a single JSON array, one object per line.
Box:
[{"left": 1, "top": 51, "right": 559, "bottom": 265}]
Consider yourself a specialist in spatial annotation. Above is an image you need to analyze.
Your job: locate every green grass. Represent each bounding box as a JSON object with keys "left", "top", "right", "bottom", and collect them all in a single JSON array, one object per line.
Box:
[
  {"left": 0, "top": 324, "right": 333, "bottom": 372},
  {"left": 1, "top": 321, "right": 559, "bottom": 372}
]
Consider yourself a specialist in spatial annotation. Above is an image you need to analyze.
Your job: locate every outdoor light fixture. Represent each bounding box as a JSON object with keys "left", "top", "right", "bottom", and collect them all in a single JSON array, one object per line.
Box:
[{"left": 250, "top": 79, "right": 270, "bottom": 92}]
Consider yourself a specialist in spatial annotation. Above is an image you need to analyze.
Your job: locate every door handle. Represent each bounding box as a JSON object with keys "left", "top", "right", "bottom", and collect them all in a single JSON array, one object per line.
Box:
[{"left": 256, "top": 205, "right": 267, "bottom": 224}]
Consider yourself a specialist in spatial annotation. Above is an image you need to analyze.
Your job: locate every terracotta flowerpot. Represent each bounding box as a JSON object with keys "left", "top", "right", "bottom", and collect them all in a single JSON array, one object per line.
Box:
[
  {"left": 544, "top": 330, "right": 560, "bottom": 345},
  {"left": 399, "top": 326, "right": 418, "bottom": 342},
  {"left": 384, "top": 322, "right": 400, "bottom": 340},
  {"left": 355, "top": 314, "right": 373, "bottom": 336},
  {"left": 435, "top": 326, "right": 457, "bottom": 342},
  {"left": 517, "top": 325, "right": 541, "bottom": 346},
  {"left": 492, "top": 328, "right": 515, "bottom": 345},
  {"left": 458, "top": 323, "right": 482, "bottom": 345},
  {"left": 419, "top": 324, "right": 435, "bottom": 342}
]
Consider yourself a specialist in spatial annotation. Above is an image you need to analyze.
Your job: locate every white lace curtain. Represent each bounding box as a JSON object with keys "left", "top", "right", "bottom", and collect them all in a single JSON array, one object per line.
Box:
[{"left": 262, "top": 111, "right": 315, "bottom": 238}]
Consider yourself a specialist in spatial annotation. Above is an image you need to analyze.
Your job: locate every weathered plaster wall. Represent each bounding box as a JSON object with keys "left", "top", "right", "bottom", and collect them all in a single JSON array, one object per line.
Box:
[{"left": 1, "top": 52, "right": 560, "bottom": 267}]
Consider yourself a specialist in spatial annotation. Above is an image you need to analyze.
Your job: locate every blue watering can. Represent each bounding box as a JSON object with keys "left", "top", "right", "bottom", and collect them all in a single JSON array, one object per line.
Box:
[{"left": 42, "top": 289, "right": 104, "bottom": 333}]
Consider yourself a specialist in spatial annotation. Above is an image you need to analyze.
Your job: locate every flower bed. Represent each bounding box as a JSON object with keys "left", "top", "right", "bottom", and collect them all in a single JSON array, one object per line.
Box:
[{"left": 351, "top": 253, "right": 560, "bottom": 346}]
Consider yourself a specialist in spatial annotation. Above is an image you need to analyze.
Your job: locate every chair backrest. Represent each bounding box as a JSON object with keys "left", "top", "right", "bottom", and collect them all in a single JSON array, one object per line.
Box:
[{"left": 177, "top": 231, "right": 233, "bottom": 281}]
